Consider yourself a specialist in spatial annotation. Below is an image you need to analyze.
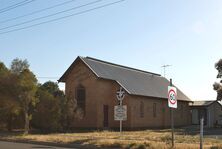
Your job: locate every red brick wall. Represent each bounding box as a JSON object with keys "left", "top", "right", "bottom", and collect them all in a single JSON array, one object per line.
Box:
[
  {"left": 64, "top": 60, "right": 131, "bottom": 128},
  {"left": 129, "top": 96, "right": 191, "bottom": 128},
  {"left": 63, "top": 60, "right": 191, "bottom": 129}
]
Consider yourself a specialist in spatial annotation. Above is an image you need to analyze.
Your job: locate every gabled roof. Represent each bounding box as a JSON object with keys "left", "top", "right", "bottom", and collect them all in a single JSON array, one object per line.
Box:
[
  {"left": 59, "top": 56, "right": 191, "bottom": 102},
  {"left": 190, "top": 100, "right": 222, "bottom": 107}
]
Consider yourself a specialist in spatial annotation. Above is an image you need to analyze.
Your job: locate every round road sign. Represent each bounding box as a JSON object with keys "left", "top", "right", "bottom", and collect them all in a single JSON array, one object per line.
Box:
[{"left": 168, "top": 89, "right": 176, "bottom": 104}]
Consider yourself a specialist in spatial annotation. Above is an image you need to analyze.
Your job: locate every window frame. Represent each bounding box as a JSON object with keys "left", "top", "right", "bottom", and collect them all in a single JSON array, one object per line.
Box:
[{"left": 75, "top": 85, "right": 86, "bottom": 114}]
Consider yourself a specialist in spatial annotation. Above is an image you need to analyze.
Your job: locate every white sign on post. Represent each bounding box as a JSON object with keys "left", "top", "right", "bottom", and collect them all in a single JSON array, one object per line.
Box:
[
  {"left": 115, "top": 87, "right": 126, "bottom": 133},
  {"left": 114, "top": 105, "right": 127, "bottom": 121},
  {"left": 168, "top": 86, "right": 177, "bottom": 108}
]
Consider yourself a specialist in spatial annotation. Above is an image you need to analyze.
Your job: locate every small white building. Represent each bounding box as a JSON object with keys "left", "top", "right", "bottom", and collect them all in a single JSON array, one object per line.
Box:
[{"left": 190, "top": 101, "right": 222, "bottom": 128}]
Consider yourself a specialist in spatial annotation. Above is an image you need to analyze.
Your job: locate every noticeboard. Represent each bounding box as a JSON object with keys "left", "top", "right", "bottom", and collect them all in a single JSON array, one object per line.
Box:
[{"left": 114, "top": 105, "right": 127, "bottom": 121}]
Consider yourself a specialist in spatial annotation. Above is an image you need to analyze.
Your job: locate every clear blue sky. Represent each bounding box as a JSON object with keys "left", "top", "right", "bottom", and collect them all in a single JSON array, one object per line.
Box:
[{"left": 0, "top": 0, "right": 221, "bottom": 100}]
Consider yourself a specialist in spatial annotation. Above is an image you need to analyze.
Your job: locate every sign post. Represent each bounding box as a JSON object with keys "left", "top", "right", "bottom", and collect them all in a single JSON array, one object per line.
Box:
[
  {"left": 200, "top": 116, "right": 204, "bottom": 149},
  {"left": 115, "top": 87, "right": 125, "bottom": 133},
  {"left": 168, "top": 79, "right": 177, "bottom": 148}
]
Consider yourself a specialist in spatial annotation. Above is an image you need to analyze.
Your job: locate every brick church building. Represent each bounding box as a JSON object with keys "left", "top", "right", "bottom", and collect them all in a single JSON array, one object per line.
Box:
[{"left": 59, "top": 56, "right": 192, "bottom": 129}]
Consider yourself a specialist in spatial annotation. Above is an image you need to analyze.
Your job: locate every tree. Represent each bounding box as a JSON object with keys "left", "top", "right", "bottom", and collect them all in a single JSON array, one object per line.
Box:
[
  {"left": 65, "top": 93, "right": 83, "bottom": 131},
  {"left": 32, "top": 88, "right": 61, "bottom": 132},
  {"left": 0, "top": 62, "right": 21, "bottom": 131},
  {"left": 32, "top": 81, "right": 64, "bottom": 132},
  {"left": 0, "top": 59, "right": 38, "bottom": 133},
  {"left": 40, "top": 81, "right": 60, "bottom": 95},
  {"left": 213, "top": 59, "right": 222, "bottom": 101},
  {"left": 10, "top": 58, "right": 29, "bottom": 74},
  {"left": 18, "top": 69, "right": 37, "bottom": 134},
  {"left": 40, "top": 82, "right": 84, "bottom": 131},
  {"left": 10, "top": 58, "right": 37, "bottom": 134}
]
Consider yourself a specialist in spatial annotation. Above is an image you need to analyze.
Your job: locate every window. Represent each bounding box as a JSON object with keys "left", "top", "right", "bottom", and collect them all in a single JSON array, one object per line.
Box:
[
  {"left": 140, "top": 101, "right": 144, "bottom": 118},
  {"left": 76, "top": 85, "right": 86, "bottom": 113},
  {"left": 153, "top": 103, "right": 156, "bottom": 118}
]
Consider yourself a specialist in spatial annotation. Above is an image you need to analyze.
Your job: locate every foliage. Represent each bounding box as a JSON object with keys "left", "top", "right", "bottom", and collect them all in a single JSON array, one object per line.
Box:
[
  {"left": 214, "top": 59, "right": 222, "bottom": 101},
  {"left": 18, "top": 69, "right": 38, "bottom": 108},
  {"left": 32, "top": 88, "right": 62, "bottom": 132},
  {"left": 10, "top": 58, "right": 29, "bottom": 74},
  {"left": 17, "top": 68, "right": 38, "bottom": 134},
  {"left": 0, "top": 59, "right": 38, "bottom": 133},
  {"left": 65, "top": 95, "right": 83, "bottom": 130},
  {"left": 0, "top": 59, "right": 79, "bottom": 133},
  {"left": 0, "top": 62, "right": 21, "bottom": 130},
  {"left": 32, "top": 81, "right": 65, "bottom": 132},
  {"left": 215, "top": 59, "right": 222, "bottom": 78}
]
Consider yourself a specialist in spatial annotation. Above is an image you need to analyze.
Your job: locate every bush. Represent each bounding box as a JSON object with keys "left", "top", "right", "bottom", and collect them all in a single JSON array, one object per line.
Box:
[
  {"left": 31, "top": 89, "right": 62, "bottom": 132},
  {"left": 160, "top": 135, "right": 171, "bottom": 144}
]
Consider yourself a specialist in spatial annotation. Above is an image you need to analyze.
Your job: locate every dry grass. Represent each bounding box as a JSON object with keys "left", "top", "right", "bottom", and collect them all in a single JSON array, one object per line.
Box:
[{"left": 1, "top": 129, "right": 222, "bottom": 149}]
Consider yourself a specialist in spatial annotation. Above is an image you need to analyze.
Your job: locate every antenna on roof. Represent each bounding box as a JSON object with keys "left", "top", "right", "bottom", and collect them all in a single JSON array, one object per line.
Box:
[{"left": 161, "top": 64, "right": 172, "bottom": 78}]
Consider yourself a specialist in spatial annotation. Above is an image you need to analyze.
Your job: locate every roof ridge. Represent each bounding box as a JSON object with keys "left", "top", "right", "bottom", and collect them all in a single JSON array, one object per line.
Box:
[{"left": 85, "top": 56, "right": 161, "bottom": 76}]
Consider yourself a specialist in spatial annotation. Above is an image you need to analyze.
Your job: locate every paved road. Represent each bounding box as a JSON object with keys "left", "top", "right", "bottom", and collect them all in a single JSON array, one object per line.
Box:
[{"left": 0, "top": 141, "right": 78, "bottom": 149}]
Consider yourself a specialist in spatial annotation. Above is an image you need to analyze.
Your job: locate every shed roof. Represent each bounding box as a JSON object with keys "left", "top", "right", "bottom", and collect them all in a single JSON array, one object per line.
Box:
[
  {"left": 190, "top": 100, "right": 222, "bottom": 107},
  {"left": 190, "top": 101, "right": 214, "bottom": 107},
  {"left": 59, "top": 56, "right": 191, "bottom": 102}
]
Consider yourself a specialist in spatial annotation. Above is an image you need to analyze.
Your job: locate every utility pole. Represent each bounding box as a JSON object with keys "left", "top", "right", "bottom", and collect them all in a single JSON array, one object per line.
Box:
[{"left": 161, "top": 65, "right": 171, "bottom": 77}]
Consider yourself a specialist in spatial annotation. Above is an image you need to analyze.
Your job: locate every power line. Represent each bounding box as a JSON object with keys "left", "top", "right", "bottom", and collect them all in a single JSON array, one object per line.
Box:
[
  {"left": 0, "top": 0, "right": 36, "bottom": 14},
  {"left": 0, "top": 0, "right": 103, "bottom": 31},
  {"left": 0, "top": 0, "right": 126, "bottom": 35},
  {"left": 0, "top": 0, "right": 30, "bottom": 11},
  {"left": 0, "top": 0, "right": 77, "bottom": 24},
  {"left": 37, "top": 77, "right": 59, "bottom": 79}
]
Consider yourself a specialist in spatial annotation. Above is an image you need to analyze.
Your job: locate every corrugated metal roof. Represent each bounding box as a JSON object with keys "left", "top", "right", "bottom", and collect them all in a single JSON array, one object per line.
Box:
[
  {"left": 190, "top": 100, "right": 222, "bottom": 107},
  {"left": 79, "top": 56, "right": 191, "bottom": 102},
  {"left": 190, "top": 101, "right": 215, "bottom": 107}
]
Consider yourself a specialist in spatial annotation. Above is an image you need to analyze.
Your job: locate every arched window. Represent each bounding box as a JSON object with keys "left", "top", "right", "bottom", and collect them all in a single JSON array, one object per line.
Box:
[
  {"left": 140, "top": 101, "right": 144, "bottom": 118},
  {"left": 75, "top": 85, "right": 86, "bottom": 113}
]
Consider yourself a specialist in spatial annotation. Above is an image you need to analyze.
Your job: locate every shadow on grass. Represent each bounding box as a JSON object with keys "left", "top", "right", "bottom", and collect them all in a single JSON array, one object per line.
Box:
[
  {"left": 0, "top": 130, "right": 24, "bottom": 137},
  {"left": 0, "top": 131, "right": 121, "bottom": 149}
]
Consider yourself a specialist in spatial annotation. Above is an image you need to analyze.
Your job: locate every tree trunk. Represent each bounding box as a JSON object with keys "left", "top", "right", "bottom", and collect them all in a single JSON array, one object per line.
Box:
[{"left": 24, "top": 110, "right": 29, "bottom": 134}]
